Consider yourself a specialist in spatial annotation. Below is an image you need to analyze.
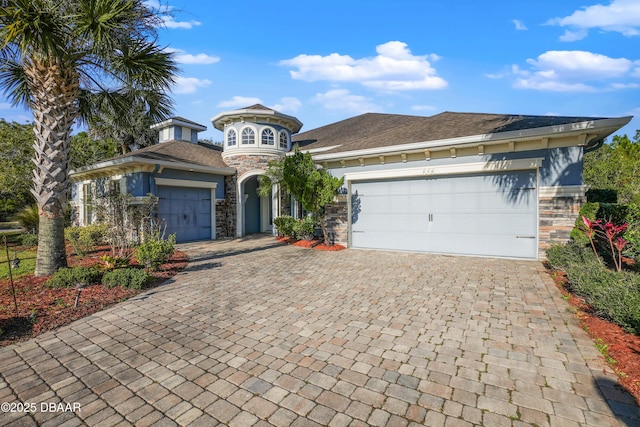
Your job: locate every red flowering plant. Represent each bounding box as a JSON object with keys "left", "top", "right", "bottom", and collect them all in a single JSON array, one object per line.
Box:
[{"left": 580, "top": 215, "right": 630, "bottom": 271}]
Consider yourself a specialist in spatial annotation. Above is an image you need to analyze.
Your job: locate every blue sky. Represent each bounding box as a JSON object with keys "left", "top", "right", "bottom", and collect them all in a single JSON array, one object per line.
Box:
[{"left": 2, "top": 0, "right": 640, "bottom": 141}]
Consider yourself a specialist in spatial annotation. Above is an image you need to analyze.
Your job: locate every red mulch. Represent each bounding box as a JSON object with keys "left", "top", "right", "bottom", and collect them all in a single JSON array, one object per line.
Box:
[
  {"left": 549, "top": 269, "right": 640, "bottom": 404},
  {"left": 276, "top": 236, "right": 346, "bottom": 251},
  {"left": 0, "top": 244, "right": 187, "bottom": 346}
]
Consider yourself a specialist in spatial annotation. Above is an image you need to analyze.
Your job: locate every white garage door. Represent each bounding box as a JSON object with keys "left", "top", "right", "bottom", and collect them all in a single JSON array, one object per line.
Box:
[{"left": 350, "top": 170, "right": 537, "bottom": 259}]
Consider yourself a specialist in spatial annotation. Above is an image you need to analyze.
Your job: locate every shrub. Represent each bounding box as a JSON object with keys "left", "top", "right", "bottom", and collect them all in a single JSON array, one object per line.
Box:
[
  {"left": 293, "top": 216, "right": 316, "bottom": 240},
  {"left": 47, "top": 266, "right": 103, "bottom": 288},
  {"left": 546, "top": 241, "right": 600, "bottom": 271},
  {"left": 64, "top": 224, "right": 107, "bottom": 256},
  {"left": 19, "top": 233, "right": 38, "bottom": 247},
  {"left": 565, "top": 262, "right": 640, "bottom": 335},
  {"left": 135, "top": 233, "right": 176, "bottom": 271},
  {"left": 274, "top": 215, "right": 295, "bottom": 237},
  {"left": 586, "top": 188, "right": 617, "bottom": 203},
  {"left": 570, "top": 202, "right": 599, "bottom": 245},
  {"left": 102, "top": 268, "right": 152, "bottom": 290}
]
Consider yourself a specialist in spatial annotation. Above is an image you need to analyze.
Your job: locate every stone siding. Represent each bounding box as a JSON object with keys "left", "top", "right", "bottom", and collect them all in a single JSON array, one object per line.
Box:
[
  {"left": 538, "top": 195, "right": 584, "bottom": 259},
  {"left": 324, "top": 195, "right": 348, "bottom": 247},
  {"left": 224, "top": 154, "right": 281, "bottom": 179}
]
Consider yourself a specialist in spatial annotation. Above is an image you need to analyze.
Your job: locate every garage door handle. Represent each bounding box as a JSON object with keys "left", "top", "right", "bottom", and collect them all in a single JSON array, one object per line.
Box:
[
  {"left": 352, "top": 230, "right": 365, "bottom": 233},
  {"left": 516, "top": 236, "right": 535, "bottom": 239}
]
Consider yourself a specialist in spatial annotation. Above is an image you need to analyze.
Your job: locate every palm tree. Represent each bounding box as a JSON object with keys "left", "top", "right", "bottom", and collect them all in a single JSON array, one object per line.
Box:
[{"left": 0, "top": 0, "right": 177, "bottom": 276}]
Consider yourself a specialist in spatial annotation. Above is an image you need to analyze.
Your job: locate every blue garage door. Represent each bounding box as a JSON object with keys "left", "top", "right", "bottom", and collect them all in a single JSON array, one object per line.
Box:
[
  {"left": 157, "top": 186, "right": 211, "bottom": 242},
  {"left": 350, "top": 170, "right": 537, "bottom": 259}
]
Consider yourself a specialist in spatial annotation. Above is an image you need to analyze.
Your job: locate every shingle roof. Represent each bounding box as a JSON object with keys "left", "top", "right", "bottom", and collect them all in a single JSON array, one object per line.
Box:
[
  {"left": 292, "top": 111, "right": 605, "bottom": 154},
  {"left": 111, "top": 140, "right": 228, "bottom": 169},
  {"left": 242, "top": 104, "right": 273, "bottom": 111}
]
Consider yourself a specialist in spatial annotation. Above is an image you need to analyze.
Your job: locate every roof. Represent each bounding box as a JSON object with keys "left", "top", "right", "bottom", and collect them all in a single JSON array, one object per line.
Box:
[
  {"left": 71, "top": 140, "right": 234, "bottom": 179},
  {"left": 150, "top": 116, "right": 207, "bottom": 131},
  {"left": 292, "top": 111, "right": 614, "bottom": 155},
  {"left": 211, "top": 105, "right": 303, "bottom": 133},
  {"left": 109, "top": 140, "right": 228, "bottom": 169}
]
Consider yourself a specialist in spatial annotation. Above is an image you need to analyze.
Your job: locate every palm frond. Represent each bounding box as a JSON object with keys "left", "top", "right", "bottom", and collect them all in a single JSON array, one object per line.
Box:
[{"left": 0, "top": 55, "right": 31, "bottom": 108}]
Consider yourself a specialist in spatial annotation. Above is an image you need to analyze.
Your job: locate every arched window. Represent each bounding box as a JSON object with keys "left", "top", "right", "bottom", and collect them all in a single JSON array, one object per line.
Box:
[
  {"left": 241, "top": 128, "right": 255, "bottom": 144},
  {"left": 262, "top": 128, "right": 275, "bottom": 145},
  {"left": 227, "top": 129, "right": 237, "bottom": 146},
  {"left": 279, "top": 131, "right": 288, "bottom": 149}
]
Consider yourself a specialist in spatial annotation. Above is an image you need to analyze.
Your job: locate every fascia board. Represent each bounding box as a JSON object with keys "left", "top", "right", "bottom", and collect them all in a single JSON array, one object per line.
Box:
[
  {"left": 70, "top": 156, "right": 235, "bottom": 178},
  {"left": 312, "top": 116, "right": 632, "bottom": 162}
]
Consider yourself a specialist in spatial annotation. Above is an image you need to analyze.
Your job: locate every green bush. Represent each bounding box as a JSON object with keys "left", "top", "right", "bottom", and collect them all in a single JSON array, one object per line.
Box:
[
  {"left": 47, "top": 266, "right": 103, "bottom": 288},
  {"left": 135, "top": 233, "right": 175, "bottom": 271},
  {"left": 293, "top": 216, "right": 316, "bottom": 240},
  {"left": 102, "top": 268, "right": 152, "bottom": 290},
  {"left": 547, "top": 242, "right": 640, "bottom": 335},
  {"left": 586, "top": 188, "right": 617, "bottom": 203},
  {"left": 19, "top": 232, "right": 38, "bottom": 247},
  {"left": 570, "top": 202, "right": 599, "bottom": 245},
  {"left": 64, "top": 224, "right": 107, "bottom": 256},
  {"left": 274, "top": 215, "right": 295, "bottom": 237}
]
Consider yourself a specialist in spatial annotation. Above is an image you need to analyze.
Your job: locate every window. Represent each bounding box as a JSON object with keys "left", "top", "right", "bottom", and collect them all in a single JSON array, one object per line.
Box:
[
  {"left": 110, "top": 179, "right": 121, "bottom": 194},
  {"left": 83, "top": 183, "right": 93, "bottom": 225},
  {"left": 279, "top": 131, "right": 288, "bottom": 149},
  {"left": 241, "top": 128, "right": 255, "bottom": 144},
  {"left": 262, "top": 128, "right": 274, "bottom": 145},
  {"left": 227, "top": 129, "right": 237, "bottom": 146}
]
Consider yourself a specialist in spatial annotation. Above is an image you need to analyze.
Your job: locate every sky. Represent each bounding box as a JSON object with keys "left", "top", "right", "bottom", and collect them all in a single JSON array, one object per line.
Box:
[{"left": 2, "top": 0, "right": 640, "bottom": 142}]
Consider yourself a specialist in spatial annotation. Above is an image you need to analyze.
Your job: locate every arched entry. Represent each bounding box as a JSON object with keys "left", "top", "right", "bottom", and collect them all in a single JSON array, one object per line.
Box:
[{"left": 237, "top": 171, "right": 276, "bottom": 236}]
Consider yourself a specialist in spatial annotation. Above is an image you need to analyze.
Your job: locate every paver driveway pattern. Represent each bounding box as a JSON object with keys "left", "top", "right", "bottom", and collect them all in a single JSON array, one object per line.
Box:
[{"left": 1, "top": 235, "right": 638, "bottom": 426}]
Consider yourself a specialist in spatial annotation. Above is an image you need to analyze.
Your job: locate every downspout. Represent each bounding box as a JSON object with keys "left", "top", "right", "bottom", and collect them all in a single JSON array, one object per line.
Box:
[{"left": 584, "top": 138, "right": 604, "bottom": 154}]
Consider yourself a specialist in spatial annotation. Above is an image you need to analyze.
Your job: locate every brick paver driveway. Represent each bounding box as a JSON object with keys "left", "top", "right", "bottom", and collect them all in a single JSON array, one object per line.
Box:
[{"left": 1, "top": 235, "right": 638, "bottom": 426}]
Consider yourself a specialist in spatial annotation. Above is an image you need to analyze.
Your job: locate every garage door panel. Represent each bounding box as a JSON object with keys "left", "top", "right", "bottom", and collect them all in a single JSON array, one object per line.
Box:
[
  {"left": 157, "top": 186, "right": 211, "bottom": 243},
  {"left": 351, "top": 170, "right": 537, "bottom": 259}
]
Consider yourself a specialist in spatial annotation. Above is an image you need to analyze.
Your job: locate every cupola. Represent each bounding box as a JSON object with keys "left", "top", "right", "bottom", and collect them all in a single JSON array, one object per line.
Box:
[
  {"left": 211, "top": 104, "right": 303, "bottom": 159},
  {"left": 150, "top": 116, "right": 207, "bottom": 143}
]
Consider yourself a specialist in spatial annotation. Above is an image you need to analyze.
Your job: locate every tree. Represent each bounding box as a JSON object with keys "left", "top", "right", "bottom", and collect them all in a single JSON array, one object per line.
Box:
[
  {"left": 87, "top": 94, "right": 160, "bottom": 154},
  {"left": 584, "top": 132, "right": 640, "bottom": 204},
  {"left": 0, "top": 119, "right": 33, "bottom": 220},
  {"left": 70, "top": 132, "right": 119, "bottom": 170},
  {"left": 0, "top": 0, "right": 177, "bottom": 275},
  {"left": 260, "top": 146, "right": 344, "bottom": 243}
]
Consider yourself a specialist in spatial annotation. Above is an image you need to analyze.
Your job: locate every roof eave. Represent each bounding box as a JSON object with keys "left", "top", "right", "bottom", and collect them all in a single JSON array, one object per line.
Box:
[
  {"left": 70, "top": 156, "right": 235, "bottom": 180},
  {"left": 309, "top": 116, "right": 632, "bottom": 161}
]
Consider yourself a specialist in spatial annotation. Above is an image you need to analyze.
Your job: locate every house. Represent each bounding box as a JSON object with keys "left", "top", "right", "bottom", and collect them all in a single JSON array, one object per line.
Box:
[{"left": 70, "top": 105, "right": 631, "bottom": 260}]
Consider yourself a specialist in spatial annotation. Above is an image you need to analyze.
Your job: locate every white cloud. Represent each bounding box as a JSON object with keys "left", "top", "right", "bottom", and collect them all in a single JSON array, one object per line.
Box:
[
  {"left": 161, "top": 16, "right": 201, "bottom": 29},
  {"left": 269, "top": 97, "right": 302, "bottom": 113},
  {"left": 513, "top": 19, "right": 528, "bottom": 30},
  {"left": 280, "top": 41, "right": 447, "bottom": 91},
  {"left": 173, "top": 76, "right": 212, "bottom": 94},
  {"left": 168, "top": 49, "right": 220, "bottom": 65},
  {"left": 312, "top": 89, "right": 381, "bottom": 114},
  {"left": 513, "top": 50, "right": 638, "bottom": 92},
  {"left": 548, "top": 0, "right": 640, "bottom": 40},
  {"left": 217, "top": 96, "right": 263, "bottom": 108},
  {"left": 410, "top": 105, "right": 437, "bottom": 112}
]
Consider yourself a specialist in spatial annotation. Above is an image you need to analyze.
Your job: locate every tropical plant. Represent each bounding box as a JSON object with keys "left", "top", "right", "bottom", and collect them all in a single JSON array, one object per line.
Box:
[
  {"left": 259, "top": 146, "right": 343, "bottom": 243},
  {"left": 102, "top": 267, "right": 151, "bottom": 289},
  {"left": 69, "top": 131, "right": 119, "bottom": 170},
  {"left": 579, "top": 215, "right": 629, "bottom": 272},
  {"left": 0, "top": 0, "right": 177, "bottom": 276}
]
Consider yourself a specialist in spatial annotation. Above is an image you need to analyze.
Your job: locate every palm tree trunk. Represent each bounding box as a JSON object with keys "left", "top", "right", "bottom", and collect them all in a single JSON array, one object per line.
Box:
[{"left": 25, "top": 59, "right": 80, "bottom": 276}]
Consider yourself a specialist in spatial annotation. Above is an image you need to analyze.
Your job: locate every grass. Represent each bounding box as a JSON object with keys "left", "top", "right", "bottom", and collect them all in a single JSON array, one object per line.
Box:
[{"left": 0, "top": 232, "right": 36, "bottom": 280}]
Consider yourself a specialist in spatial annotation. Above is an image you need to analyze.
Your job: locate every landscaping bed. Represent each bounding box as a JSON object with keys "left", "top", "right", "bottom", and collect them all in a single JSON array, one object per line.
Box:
[
  {"left": 549, "top": 268, "right": 640, "bottom": 404},
  {"left": 0, "top": 244, "right": 187, "bottom": 346},
  {"left": 276, "top": 236, "right": 346, "bottom": 251}
]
